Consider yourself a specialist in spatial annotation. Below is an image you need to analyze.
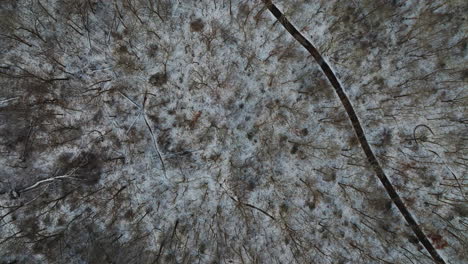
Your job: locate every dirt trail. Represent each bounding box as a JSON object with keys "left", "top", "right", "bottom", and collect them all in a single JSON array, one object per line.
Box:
[{"left": 261, "top": 1, "right": 446, "bottom": 263}]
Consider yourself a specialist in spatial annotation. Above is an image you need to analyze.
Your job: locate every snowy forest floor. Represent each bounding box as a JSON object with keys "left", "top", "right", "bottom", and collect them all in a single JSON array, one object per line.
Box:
[{"left": 0, "top": 1, "right": 467, "bottom": 263}]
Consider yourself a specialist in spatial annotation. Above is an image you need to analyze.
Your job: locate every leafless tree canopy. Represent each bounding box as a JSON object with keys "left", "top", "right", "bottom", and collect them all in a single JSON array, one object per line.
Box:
[{"left": 0, "top": 0, "right": 466, "bottom": 263}]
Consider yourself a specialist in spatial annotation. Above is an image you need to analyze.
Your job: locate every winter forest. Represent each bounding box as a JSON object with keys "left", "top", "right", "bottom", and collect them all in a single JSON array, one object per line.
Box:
[{"left": 0, "top": 0, "right": 467, "bottom": 263}]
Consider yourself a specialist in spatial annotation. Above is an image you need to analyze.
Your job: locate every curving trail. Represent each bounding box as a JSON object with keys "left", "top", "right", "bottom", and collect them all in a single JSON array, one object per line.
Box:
[{"left": 261, "top": 1, "right": 446, "bottom": 263}]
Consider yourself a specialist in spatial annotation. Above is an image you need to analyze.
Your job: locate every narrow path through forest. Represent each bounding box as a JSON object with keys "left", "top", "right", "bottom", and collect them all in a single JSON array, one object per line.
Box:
[{"left": 261, "top": 1, "right": 446, "bottom": 263}]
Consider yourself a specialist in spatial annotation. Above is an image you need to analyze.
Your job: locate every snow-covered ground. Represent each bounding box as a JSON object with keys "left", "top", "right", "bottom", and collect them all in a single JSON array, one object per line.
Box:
[{"left": 0, "top": 0, "right": 466, "bottom": 263}]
